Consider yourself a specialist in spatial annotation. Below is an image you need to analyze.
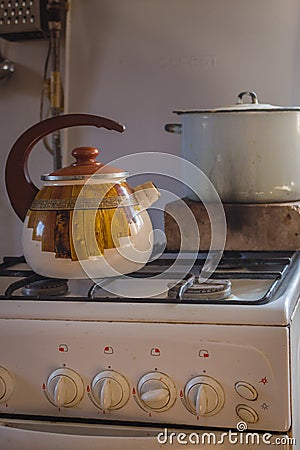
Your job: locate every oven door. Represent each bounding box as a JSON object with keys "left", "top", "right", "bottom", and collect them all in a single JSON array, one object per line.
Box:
[{"left": 0, "top": 419, "right": 292, "bottom": 449}]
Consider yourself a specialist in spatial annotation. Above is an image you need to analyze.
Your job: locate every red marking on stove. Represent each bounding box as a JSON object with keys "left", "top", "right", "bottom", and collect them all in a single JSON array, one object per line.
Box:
[
  {"left": 104, "top": 346, "right": 113, "bottom": 354},
  {"left": 58, "top": 407, "right": 61, "bottom": 412},
  {"left": 87, "top": 385, "right": 90, "bottom": 393},
  {"left": 103, "top": 410, "right": 106, "bottom": 414},
  {"left": 42, "top": 383, "right": 46, "bottom": 390},
  {"left": 180, "top": 390, "right": 183, "bottom": 398},
  {"left": 149, "top": 413, "right": 152, "bottom": 418},
  {"left": 150, "top": 347, "right": 161, "bottom": 356},
  {"left": 199, "top": 349, "right": 209, "bottom": 358},
  {"left": 196, "top": 416, "right": 199, "bottom": 420},
  {"left": 58, "top": 344, "right": 68, "bottom": 352},
  {"left": 259, "top": 377, "right": 268, "bottom": 385},
  {"left": 132, "top": 387, "right": 136, "bottom": 395},
  {"left": 5, "top": 404, "right": 8, "bottom": 408}
]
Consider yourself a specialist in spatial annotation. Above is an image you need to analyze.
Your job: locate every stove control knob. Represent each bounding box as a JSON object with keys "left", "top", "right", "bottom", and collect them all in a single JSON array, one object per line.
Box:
[
  {"left": 137, "top": 372, "right": 177, "bottom": 412},
  {"left": 91, "top": 370, "right": 130, "bottom": 410},
  {"left": 184, "top": 376, "right": 224, "bottom": 416},
  {"left": 46, "top": 368, "right": 84, "bottom": 408},
  {"left": 0, "top": 366, "right": 14, "bottom": 404}
]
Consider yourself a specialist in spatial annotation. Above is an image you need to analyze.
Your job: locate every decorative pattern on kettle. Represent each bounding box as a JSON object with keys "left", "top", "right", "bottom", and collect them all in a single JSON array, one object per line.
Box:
[
  {"left": 26, "top": 183, "right": 140, "bottom": 261},
  {"left": 30, "top": 196, "right": 138, "bottom": 211}
]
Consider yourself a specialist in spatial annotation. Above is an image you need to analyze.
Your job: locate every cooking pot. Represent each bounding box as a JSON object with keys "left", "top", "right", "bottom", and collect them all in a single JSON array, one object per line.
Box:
[
  {"left": 165, "top": 91, "right": 300, "bottom": 203},
  {"left": 5, "top": 114, "right": 160, "bottom": 279}
]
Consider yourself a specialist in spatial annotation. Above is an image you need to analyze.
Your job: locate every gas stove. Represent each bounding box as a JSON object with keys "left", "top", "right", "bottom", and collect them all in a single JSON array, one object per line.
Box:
[{"left": 0, "top": 251, "right": 299, "bottom": 449}]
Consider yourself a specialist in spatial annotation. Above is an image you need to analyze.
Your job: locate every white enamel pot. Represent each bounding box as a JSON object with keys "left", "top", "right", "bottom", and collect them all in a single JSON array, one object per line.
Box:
[{"left": 165, "top": 91, "right": 300, "bottom": 203}]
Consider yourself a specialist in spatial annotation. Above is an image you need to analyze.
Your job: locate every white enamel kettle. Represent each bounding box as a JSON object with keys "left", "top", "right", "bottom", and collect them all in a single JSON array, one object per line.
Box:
[{"left": 5, "top": 114, "right": 160, "bottom": 279}]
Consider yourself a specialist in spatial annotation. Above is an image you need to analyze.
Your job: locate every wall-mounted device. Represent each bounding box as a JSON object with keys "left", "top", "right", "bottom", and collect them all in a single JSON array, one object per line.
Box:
[{"left": 0, "top": 0, "right": 65, "bottom": 41}]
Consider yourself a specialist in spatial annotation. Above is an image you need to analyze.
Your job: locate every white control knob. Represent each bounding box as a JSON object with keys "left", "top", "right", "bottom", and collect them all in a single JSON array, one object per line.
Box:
[
  {"left": 236, "top": 404, "right": 259, "bottom": 424},
  {"left": 184, "top": 376, "right": 224, "bottom": 416},
  {"left": 137, "top": 372, "right": 177, "bottom": 412},
  {"left": 91, "top": 370, "right": 130, "bottom": 410},
  {"left": 0, "top": 366, "right": 14, "bottom": 404},
  {"left": 46, "top": 368, "right": 84, "bottom": 408}
]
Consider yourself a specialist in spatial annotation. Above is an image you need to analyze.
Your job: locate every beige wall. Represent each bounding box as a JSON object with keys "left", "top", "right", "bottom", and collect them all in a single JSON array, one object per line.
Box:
[
  {"left": 0, "top": 38, "right": 54, "bottom": 258},
  {"left": 66, "top": 0, "right": 300, "bottom": 158}
]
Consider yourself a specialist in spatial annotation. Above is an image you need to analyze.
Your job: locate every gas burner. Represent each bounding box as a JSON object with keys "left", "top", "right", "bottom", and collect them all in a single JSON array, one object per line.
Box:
[
  {"left": 168, "top": 275, "right": 232, "bottom": 301},
  {"left": 21, "top": 278, "right": 69, "bottom": 297}
]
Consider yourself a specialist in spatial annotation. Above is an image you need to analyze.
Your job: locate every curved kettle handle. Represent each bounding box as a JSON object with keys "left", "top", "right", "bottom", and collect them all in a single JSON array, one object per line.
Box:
[{"left": 5, "top": 114, "right": 125, "bottom": 222}]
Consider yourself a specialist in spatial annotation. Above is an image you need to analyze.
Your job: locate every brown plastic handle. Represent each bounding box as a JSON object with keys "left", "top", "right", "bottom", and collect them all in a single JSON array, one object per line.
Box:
[{"left": 5, "top": 113, "right": 125, "bottom": 221}]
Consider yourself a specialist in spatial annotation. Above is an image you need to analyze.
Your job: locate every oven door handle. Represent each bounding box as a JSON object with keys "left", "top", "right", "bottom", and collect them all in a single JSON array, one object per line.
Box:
[
  {"left": 0, "top": 420, "right": 161, "bottom": 450},
  {"left": 0, "top": 419, "right": 292, "bottom": 449}
]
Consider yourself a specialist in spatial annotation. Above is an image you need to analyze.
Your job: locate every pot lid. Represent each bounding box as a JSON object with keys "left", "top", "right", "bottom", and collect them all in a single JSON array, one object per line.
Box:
[
  {"left": 41, "top": 146, "right": 128, "bottom": 181},
  {"left": 174, "top": 91, "right": 300, "bottom": 114}
]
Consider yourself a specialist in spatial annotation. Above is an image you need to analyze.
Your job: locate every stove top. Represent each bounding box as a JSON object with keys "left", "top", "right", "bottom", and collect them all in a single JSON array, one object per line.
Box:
[
  {"left": 0, "top": 251, "right": 299, "bottom": 326},
  {"left": 0, "top": 252, "right": 294, "bottom": 303}
]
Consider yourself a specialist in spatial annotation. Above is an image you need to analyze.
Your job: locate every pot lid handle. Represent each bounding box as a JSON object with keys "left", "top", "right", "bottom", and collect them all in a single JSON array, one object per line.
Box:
[{"left": 237, "top": 91, "right": 259, "bottom": 105}]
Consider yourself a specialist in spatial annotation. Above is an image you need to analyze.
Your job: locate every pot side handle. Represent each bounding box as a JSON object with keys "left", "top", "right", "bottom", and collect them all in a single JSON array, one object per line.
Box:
[
  {"left": 5, "top": 114, "right": 125, "bottom": 222},
  {"left": 164, "top": 123, "right": 182, "bottom": 134}
]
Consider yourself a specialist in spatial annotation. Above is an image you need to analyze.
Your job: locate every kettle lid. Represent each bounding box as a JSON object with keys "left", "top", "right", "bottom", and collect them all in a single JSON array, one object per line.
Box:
[{"left": 41, "top": 146, "right": 128, "bottom": 181}]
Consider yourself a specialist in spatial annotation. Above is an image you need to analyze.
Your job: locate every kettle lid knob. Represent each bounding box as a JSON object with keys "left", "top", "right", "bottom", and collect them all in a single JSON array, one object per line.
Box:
[
  {"left": 71, "top": 146, "right": 99, "bottom": 166},
  {"left": 42, "top": 145, "right": 127, "bottom": 179}
]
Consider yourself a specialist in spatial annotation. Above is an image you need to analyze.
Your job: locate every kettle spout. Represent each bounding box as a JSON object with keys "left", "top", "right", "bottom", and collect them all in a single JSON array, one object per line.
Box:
[{"left": 133, "top": 182, "right": 160, "bottom": 209}]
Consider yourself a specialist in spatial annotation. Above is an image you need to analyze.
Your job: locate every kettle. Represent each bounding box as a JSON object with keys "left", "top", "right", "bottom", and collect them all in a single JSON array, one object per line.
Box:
[{"left": 5, "top": 114, "right": 160, "bottom": 279}]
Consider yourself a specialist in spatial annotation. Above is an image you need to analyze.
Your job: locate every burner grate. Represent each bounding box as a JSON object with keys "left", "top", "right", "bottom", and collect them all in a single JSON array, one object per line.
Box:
[{"left": 0, "top": 251, "right": 295, "bottom": 304}]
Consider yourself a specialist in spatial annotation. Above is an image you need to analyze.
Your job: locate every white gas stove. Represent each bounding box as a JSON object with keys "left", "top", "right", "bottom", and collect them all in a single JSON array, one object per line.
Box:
[{"left": 0, "top": 251, "right": 298, "bottom": 449}]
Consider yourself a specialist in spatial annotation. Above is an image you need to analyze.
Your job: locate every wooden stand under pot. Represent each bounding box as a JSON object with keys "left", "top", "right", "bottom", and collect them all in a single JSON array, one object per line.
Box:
[{"left": 164, "top": 199, "right": 300, "bottom": 251}]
